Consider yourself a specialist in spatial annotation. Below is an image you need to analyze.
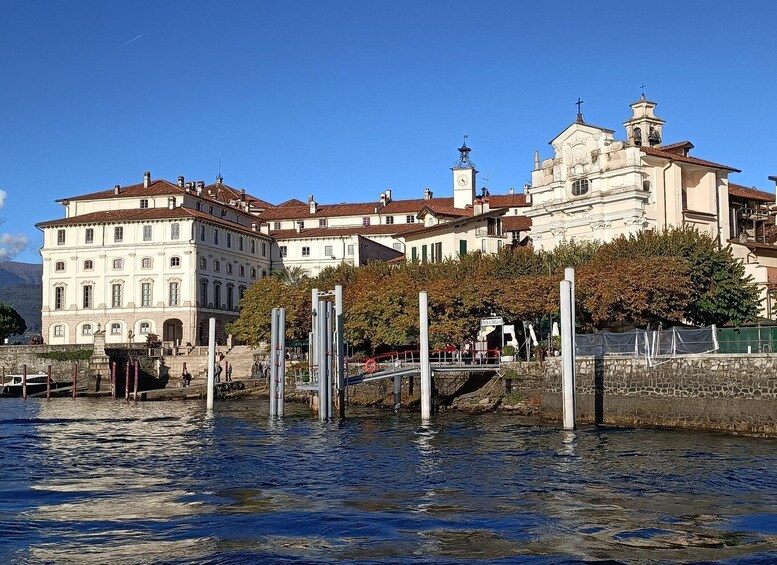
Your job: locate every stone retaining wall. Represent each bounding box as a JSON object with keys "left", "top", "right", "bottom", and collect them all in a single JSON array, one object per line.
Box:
[{"left": 542, "top": 355, "right": 777, "bottom": 435}]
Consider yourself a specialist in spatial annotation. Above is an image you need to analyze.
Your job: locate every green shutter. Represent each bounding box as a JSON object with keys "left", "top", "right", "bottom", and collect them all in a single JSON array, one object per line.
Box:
[
  {"left": 421, "top": 245, "right": 428, "bottom": 263},
  {"left": 459, "top": 239, "right": 467, "bottom": 256},
  {"left": 411, "top": 247, "right": 417, "bottom": 261}
]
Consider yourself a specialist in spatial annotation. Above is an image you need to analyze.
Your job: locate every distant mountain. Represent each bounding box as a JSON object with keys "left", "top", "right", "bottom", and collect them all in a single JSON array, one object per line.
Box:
[
  {"left": 0, "top": 261, "right": 42, "bottom": 286},
  {"left": 0, "top": 283, "right": 41, "bottom": 333}
]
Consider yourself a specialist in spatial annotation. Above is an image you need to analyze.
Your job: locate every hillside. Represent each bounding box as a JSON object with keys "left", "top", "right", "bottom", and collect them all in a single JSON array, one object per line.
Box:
[
  {"left": 0, "top": 283, "right": 42, "bottom": 333},
  {"left": 0, "top": 261, "right": 42, "bottom": 286}
]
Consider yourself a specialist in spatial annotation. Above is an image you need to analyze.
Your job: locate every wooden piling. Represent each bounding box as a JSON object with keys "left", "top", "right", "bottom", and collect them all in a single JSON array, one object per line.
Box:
[
  {"left": 125, "top": 362, "right": 130, "bottom": 401},
  {"left": 133, "top": 361, "right": 139, "bottom": 401},
  {"left": 111, "top": 362, "right": 116, "bottom": 399},
  {"left": 22, "top": 364, "right": 27, "bottom": 400},
  {"left": 72, "top": 362, "right": 78, "bottom": 399},
  {"left": 46, "top": 365, "right": 51, "bottom": 399}
]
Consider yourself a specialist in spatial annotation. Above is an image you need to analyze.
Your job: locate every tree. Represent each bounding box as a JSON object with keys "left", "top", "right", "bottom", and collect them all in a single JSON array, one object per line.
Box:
[
  {"left": 272, "top": 266, "right": 309, "bottom": 286},
  {"left": 0, "top": 301, "right": 26, "bottom": 342}
]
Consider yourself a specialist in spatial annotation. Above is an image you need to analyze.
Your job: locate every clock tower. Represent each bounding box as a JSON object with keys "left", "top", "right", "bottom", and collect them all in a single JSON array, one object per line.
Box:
[{"left": 452, "top": 136, "right": 477, "bottom": 209}]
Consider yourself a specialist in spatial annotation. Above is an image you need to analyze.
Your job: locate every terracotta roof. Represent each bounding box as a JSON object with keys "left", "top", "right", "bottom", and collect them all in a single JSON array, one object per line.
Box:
[
  {"left": 36, "top": 206, "right": 271, "bottom": 238},
  {"left": 503, "top": 215, "right": 532, "bottom": 231},
  {"left": 658, "top": 141, "right": 694, "bottom": 155},
  {"left": 204, "top": 182, "right": 274, "bottom": 209},
  {"left": 488, "top": 194, "right": 529, "bottom": 208},
  {"left": 270, "top": 223, "right": 421, "bottom": 240},
  {"left": 402, "top": 208, "right": 508, "bottom": 239},
  {"left": 641, "top": 146, "right": 740, "bottom": 172},
  {"left": 277, "top": 199, "right": 306, "bottom": 207},
  {"left": 417, "top": 203, "right": 470, "bottom": 219},
  {"left": 60, "top": 179, "right": 183, "bottom": 202},
  {"left": 729, "top": 183, "right": 775, "bottom": 203}
]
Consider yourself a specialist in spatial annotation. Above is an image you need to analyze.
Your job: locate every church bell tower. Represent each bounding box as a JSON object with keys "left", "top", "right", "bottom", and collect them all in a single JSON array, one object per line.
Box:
[
  {"left": 452, "top": 136, "right": 477, "bottom": 209},
  {"left": 623, "top": 93, "right": 666, "bottom": 147}
]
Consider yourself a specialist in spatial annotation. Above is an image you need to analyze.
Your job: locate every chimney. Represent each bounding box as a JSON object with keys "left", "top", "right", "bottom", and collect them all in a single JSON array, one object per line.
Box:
[
  {"left": 424, "top": 187, "right": 433, "bottom": 200},
  {"left": 195, "top": 182, "right": 202, "bottom": 195},
  {"left": 143, "top": 171, "right": 151, "bottom": 188},
  {"left": 177, "top": 176, "right": 185, "bottom": 187},
  {"left": 114, "top": 184, "right": 121, "bottom": 195},
  {"left": 240, "top": 188, "right": 246, "bottom": 202},
  {"left": 508, "top": 187, "right": 515, "bottom": 195},
  {"left": 379, "top": 192, "right": 386, "bottom": 207},
  {"left": 473, "top": 198, "right": 482, "bottom": 215},
  {"left": 196, "top": 181, "right": 205, "bottom": 193},
  {"left": 523, "top": 183, "right": 531, "bottom": 192},
  {"left": 309, "top": 196, "right": 317, "bottom": 214},
  {"left": 216, "top": 175, "right": 223, "bottom": 184},
  {"left": 385, "top": 189, "right": 392, "bottom": 202}
]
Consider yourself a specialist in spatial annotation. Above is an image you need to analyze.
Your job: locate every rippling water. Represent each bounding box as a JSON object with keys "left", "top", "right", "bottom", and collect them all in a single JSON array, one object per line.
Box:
[{"left": 1, "top": 398, "right": 776, "bottom": 564}]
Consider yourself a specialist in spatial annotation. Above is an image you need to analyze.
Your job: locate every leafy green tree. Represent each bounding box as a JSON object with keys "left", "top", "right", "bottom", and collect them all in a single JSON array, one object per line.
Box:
[{"left": 0, "top": 301, "right": 26, "bottom": 342}]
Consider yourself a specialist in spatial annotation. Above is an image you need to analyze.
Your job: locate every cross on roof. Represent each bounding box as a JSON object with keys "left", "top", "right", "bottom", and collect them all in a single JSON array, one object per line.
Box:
[
  {"left": 575, "top": 97, "right": 584, "bottom": 113},
  {"left": 640, "top": 83, "right": 646, "bottom": 96}
]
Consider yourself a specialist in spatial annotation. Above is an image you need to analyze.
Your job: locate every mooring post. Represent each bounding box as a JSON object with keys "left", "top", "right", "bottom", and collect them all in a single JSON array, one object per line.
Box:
[
  {"left": 325, "top": 301, "right": 334, "bottom": 420},
  {"left": 420, "top": 291, "right": 432, "bottom": 421},
  {"left": 317, "top": 299, "right": 328, "bottom": 422},
  {"left": 269, "top": 308, "right": 279, "bottom": 417},
  {"left": 564, "top": 266, "right": 577, "bottom": 374},
  {"left": 111, "top": 362, "right": 116, "bottom": 399},
  {"left": 206, "top": 317, "right": 216, "bottom": 412},
  {"left": 335, "top": 284, "right": 345, "bottom": 419},
  {"left": 310, "top": 288, "right": 319, "bottom": 373},
  {"left": 22, "top": 364, "right": 27, "bottom": 400},
  {"left": 125, "top": 362, "right": 130, "bottom": 401},
  {"left": 278, "top": 307, "right": 287, "bottom": 417},
  {"left": 133, "top": 360, "right": 139, "bottom": 402},
  {"left": 393, "top": 374, "right": 401, "bottom": 410},
  {"left": 72, "top": 362, "right": 78, "bottom": 400},
  {"left": 46, "top": 365, "right": 52, "bottom": 400},
  {"left": 560, "top": 278, "right": 576, "bottom": 430}
]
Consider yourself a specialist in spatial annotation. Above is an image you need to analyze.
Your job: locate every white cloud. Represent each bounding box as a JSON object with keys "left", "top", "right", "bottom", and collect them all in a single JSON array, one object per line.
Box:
[
  {"left": 0, "top": 233, "right": 29, "bottom": 261},
  {"left": 0, "top": 189, "right": 6, "bottom": 209}
]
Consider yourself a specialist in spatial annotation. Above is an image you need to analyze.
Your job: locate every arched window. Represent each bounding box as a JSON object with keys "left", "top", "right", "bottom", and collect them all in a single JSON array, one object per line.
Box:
[
  {"left": 141, "top": 257, "right": 153, "bottom": 269},
  {"left": 199, "top": 257, "right": 207, "bottom": 270},
  {"left": 83, "top": 260, "right": 94, "bottom": 270},
  {"left": 571, "top": 178, "right": 589, "bottom": 196},
  {"left": 170, "top": 256, "right": 181, "bottom": 267},
  {"left": 226, "top": 263, "right": 233, "bottom": 275},
  {"left": 113, "top": 258, "right": 124, "bottom": 270},
  {"left": 213, "top": 260, "right": 220, "bottom": 273},
  {"left": 250, "top": 267, "right": 256, "bottom": 279},
  {"left": 239, "top": 265, "right": 245, "bottom": 277}
]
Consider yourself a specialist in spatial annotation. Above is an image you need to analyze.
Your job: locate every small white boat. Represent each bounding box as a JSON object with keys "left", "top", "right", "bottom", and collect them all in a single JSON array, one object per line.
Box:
[{"left": 1, "top": 373, "right": 72, "bottom": 397}]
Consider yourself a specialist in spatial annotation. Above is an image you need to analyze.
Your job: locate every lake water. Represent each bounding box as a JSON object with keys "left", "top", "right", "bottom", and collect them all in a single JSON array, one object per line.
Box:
[{"left": 1, "top": 397, "right": 776, "bottom": 564}]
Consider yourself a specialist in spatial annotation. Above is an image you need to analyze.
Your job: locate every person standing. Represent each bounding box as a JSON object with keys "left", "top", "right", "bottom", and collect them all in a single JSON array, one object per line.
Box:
[
  {"left": 214, "top": 362, "right": 222, "bottom": 384},
  {"left": 226, "top": 363, "right": 233, "bottom": 382}
]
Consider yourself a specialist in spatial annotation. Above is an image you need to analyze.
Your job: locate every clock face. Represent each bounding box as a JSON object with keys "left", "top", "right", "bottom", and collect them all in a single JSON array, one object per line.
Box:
[{"left": 457, "top": 174, "right": 468, "bottom": 186}]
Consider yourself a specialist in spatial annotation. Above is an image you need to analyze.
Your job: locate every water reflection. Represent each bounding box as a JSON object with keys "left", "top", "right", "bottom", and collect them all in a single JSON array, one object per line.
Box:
[{"left": 0, "top": 399, "right": 776, "bottom": 563}]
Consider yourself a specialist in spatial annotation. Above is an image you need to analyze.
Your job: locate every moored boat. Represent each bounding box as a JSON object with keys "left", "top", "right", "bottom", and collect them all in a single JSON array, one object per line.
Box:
[{"left": 1, "top": 374, "right": 73, "bottom": 397}]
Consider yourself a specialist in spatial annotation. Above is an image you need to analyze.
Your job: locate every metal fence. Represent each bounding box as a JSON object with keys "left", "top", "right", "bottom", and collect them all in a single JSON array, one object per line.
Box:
[{"left": 716, "top": 326, "right": 777, "bottom": 354}]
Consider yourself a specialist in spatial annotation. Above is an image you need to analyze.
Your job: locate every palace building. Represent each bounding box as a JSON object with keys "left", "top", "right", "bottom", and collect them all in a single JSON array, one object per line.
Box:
[{"left": 37, "top": 96, "right": 777, "bottom": 345}]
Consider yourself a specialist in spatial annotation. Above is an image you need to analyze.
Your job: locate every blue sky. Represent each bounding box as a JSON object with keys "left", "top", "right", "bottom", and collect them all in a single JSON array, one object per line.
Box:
[{"left": 2, "top": 0, "right": 776, "bottom": 264}]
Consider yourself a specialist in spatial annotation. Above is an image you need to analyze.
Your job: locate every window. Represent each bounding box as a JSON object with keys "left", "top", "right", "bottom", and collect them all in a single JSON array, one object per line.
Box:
[
  {"left": 239, "top": 286, "right": 246, "bottom": 300},
  {"left": 362, "top": 217, "right": 371, "bottom": 226},
  {"left": 227, "top": 286, "right": 234, "bottom": 310},
  {"left": 83, "top": 285, "right": 92, "bottom": 309},
  {"left": 411, "top": 247, "right": 418, "bottom": 261},
  {"left": 171, "top": 223, "right": 180, "bottom": 240},
  {"left": 298, "top": 221, "right": 304, "bottom": 229},
  {"left": 251, "top": 240, "right": 256, "bottom": 254},
  {"left": 406, "top": 215, "right": 416, "bottom": 224},
  {"left": 434, "top": 242, "right": 442, "bottom": 263},
  {"left": 213, "top": 228, "right": 219, "bottom": 245},
  {"left": 385, "top": 216, "right": 394, "bottom": 225},
  {"left": 143, "top": 225, "right": 152, "bottom": 241},
  {"left": 169, "top": 282, "right": 179, "bottom": 306},
  {"left": 140, "top": 199, "right": 149, "bottom": 209},
  {"left": 319, "top": 219, "right": 327, "bottom": 228},
  {"left": 141, "top": 257, "right": 152, "bottom": 269},
  {"left": 55, "top": 261, "right": 65, "bottom": 272},
  {"left": 347, "top": 244, "right": 354, "bottom": 256},
  {"left": 111, "top": 284, "right": 122, "bottom": 308},
  {"left": 57, "top": 229, "right": 65, "bottom": 245},
  {"left": 114, "top": 227, "right": 123, "bottom": 242},
  {"left": 250, "top": 268, "right": 256, "bottom": 279},
  {"left": 302, "top": 247, "right": 310, "bottom": 257},
  {"left": 200, "top": 226, "right": 206, "bottom": 241},
  {"left": 83, "top": 260, "right": 93, "bottom": 270},
  {"left": 261, "top": 242, "right": 266, "bottom": 256},
  {"left": 239, "top": 236, "right": 244, "bottom": 251},
  {"left": 140, "top": 322, "right": 150, "bottom": 334},
  {"left": 200, "top": 257, "right": 207, "bottom": 270},
  {"left": 262, "top": 270, "right": 267, "bottom": 278},
  {"left": 571, "top": 178, "right": 589, "bottom": 196},
  {"left": 111, "top": 323, "right": 121, "bottom": 335},
  {"left": 226, "top": 233, "right": 232, "bottom": 248},
  {"left": 170, "top": 256, "right": 180, "bottom": 267},
  {"left": 393, "top": 242, "right": 402, "bottom": 251},
  {"left": 226, "top": 263, "right": 233, "bottom": 275},
  {"left": 54, "top": 325, "right": 64, "bottom": 337},
  {"left": 459, "top": 240, "right": 467, "bottom": 256},
  {"left": 200, "top": 280, "right": 208, "bottom": 305},
  {"left": 85, "top": 228, "right": 94, "bottom": 244},
  {"left": 273, "top": 221, "right": 281, "bottom": 230},
  {"left": 113, "top": 258, "right": 123, "bottom": 270},
  {"left": 213, "top": 283, "right": 221, "bottom": 308},
  {"left": 196, "top": 202, "right": 202, "bottom": 212},
  {"left": 214, "top": 260, "right": 220, "bottom": 273},
  {"left": 54, "top": 287, "right": 64, "bottom": 310},
  {"left": 141, "top": 282, "right": 152, "bottom": 307},
  {"left": 279, "top": 246, "right": 287, "bottom": 257},
  {"left": 481, "top": 239, "right": 487, "bottom": 252},
  {"left": 324, "top": 245, "right": 333, "bottom": 257},
  {"left": 82, "top": 324, "right": 92, "bottom": 336},
  {"left": 209, "top": 205, "right": 214, "bottom": 215},
  {"left": 239, "top": 265, "right": 245, "bottom": 277},
  {"left": 421, "top": 245, "right": 428, "bottom": 263}
]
